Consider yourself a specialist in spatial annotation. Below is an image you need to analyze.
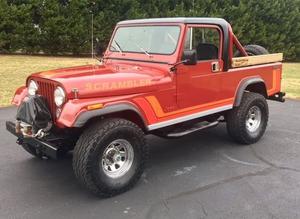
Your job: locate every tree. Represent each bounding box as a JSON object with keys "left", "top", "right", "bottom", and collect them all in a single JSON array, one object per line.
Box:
[
  {"left": 0, "top": 0, "right": 299, "bottom": 60},
  {"left": 0, "top": 0, "right": 18, "bottom": 52}
]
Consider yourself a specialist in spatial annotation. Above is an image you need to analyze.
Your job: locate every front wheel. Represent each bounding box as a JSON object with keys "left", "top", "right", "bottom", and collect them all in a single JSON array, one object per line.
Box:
[
  {"left": 72, "top": 118, "right": 148, "bottom": 197},
  {"left": 226, "top": 92, "right": 269, "bottom": 144}
]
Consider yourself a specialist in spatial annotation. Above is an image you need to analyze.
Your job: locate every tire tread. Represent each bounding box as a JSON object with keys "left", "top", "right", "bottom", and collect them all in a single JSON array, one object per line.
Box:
[
  {"left": 73, "top": 118, "right": 148, "bottom": 197},
  {"left": 226, "top": 92, "right": 269, "bottom": 144}
]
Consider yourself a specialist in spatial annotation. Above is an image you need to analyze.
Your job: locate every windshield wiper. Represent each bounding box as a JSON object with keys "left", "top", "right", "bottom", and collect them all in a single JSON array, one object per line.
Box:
[
  {"left": 134, "top": 42, "right": 150, "bottom": 57},
  {"left": 113, "top": 40, "right": 123, "bottom": 54}
]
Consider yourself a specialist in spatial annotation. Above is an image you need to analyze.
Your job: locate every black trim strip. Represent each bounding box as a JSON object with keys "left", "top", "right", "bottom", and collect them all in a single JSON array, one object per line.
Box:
[{"left": 105, "top": 57, "right": 169, "bottom": 65}]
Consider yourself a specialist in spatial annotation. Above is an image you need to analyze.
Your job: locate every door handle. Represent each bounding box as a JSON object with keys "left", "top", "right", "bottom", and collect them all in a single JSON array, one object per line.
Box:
[{"left": 211, "top": 62, "right": 220, "bottom": 72}]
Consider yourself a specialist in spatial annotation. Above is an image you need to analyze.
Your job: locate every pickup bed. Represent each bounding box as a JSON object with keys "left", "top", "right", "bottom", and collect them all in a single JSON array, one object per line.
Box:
[{"left": 6, "top": 17, "right": 284, "bottom": 197}]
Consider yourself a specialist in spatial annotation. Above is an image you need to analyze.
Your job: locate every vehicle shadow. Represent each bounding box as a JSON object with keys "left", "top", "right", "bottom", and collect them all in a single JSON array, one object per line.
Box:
[{"left": 18, "top": 123, "right": 238, "bottom": 200}]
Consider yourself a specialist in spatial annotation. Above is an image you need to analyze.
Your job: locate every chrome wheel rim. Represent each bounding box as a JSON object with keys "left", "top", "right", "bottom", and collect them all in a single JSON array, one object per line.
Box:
[
  {"left": 101, "top": 139, "right": 134, "bottom": 178},
  {"left": 246, "top": 106, "right": 262, "bottom": 132}
]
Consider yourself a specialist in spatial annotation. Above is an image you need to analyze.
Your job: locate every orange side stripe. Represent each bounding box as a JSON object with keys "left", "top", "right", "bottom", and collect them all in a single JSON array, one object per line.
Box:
[
  {"left": 268, "top": 69, "right": 278, "bottom": 95},
  {"left": 145, "top": 96, "right": 234, "bottom": 118}
]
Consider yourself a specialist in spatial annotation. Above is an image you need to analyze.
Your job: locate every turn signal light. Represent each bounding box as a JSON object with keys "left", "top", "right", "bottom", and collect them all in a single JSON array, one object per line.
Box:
[{"left": 87, "top": 103, "right": 103, "bottom": 111}]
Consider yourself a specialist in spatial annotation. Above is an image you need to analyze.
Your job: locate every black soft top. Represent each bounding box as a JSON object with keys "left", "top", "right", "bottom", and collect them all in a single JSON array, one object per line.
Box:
[{"left": 118, "top": 17, "right": 229, "bottom": 26}]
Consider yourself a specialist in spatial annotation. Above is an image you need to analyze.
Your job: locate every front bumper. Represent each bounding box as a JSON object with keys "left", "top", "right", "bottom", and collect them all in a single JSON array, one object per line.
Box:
[{"left": 6, "top": 121, "right": 58, "bottom": 159}]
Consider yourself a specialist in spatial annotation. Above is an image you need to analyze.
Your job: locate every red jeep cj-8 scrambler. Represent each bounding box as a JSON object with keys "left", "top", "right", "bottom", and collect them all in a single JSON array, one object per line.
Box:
[{"left": 6, "top": 18, "right": 285, "bottom": 197}]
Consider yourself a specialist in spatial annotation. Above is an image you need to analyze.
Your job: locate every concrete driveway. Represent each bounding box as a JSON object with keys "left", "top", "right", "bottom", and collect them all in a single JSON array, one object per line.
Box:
[{"left": 1, "top": 100, "right": 300, "bottom": 219}]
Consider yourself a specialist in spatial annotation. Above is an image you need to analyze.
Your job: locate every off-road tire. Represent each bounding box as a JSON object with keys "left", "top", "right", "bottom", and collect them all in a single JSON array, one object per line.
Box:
[
  {"left": 73, "top": 118, "right": 148, "bottom": 197},
  {"left": 226, "top": 92, "right": 269, "bottom": 144},
  {"left": 235, "top": 44, "right": 269, "bottom": 57}
]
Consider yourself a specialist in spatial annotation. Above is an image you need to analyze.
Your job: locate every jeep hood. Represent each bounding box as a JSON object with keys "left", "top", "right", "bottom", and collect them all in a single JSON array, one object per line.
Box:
[{"left": 30, "top": 63, "right": 173, "bottom": 99}]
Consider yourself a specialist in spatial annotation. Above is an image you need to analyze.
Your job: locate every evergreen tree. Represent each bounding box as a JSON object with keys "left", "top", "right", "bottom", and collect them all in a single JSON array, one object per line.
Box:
[
  {"left": 0, "top": 0, "right": 299, "bottom": 59},
  {"left": 0, "top": 0, "right": 18, "bottom": 52}
]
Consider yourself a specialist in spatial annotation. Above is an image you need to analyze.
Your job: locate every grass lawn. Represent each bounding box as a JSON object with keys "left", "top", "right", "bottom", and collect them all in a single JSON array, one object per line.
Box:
[
  {"left": 0, "top": 55, "right": 95, "bottom": 107},
  {"left": 0, "top": 55, "right": 299, "bottom": 106},
  {"left": 282, "top": 63, "right": 300, "bottom": 100}
]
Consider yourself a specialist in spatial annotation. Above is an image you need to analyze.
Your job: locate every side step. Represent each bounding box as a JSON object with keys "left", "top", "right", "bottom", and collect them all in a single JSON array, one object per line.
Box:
[{"left": 166, "top": 121, "right": 219, "bottom": 138}]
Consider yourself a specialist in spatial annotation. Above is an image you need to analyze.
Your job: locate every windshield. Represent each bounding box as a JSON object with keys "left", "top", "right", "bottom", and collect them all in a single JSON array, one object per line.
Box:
[{"left": 110, "top": 26, "right": 181, "bottom": 55}]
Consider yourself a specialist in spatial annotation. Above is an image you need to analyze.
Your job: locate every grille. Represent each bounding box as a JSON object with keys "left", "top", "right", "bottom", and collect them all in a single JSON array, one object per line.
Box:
[{"left": 36, "top": 81, "right": 56, "bottom": 121}]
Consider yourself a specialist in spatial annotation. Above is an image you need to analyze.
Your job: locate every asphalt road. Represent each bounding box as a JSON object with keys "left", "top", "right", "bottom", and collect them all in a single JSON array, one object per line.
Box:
[{"left": 1, "top": 100, "right": 300, "bottom": 219}]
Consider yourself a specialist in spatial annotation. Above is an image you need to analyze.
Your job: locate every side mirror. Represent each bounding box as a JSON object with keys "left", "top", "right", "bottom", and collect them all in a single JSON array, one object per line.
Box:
[{"left": 182, "top": 49, "right": 197, "bottom": 65}]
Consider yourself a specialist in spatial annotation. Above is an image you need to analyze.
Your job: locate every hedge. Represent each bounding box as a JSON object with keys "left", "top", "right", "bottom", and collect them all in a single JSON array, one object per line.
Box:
[{"left": 0, "top": 0, "right": 299, "bottom": 60}]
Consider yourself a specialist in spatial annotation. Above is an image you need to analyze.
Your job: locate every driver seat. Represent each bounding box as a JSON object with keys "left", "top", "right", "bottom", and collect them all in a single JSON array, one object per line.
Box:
[{"left": 196, "top": 43, "right": 218, "bottom": 60}]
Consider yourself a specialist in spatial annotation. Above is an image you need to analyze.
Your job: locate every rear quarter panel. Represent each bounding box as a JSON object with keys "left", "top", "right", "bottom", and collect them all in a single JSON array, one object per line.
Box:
[{"left": 219, "top": 62, "right": 282, "bottom": 100}]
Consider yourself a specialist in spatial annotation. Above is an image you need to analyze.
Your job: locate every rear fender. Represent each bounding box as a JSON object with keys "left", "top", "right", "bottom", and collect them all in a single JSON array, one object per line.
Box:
[{"left": 234, "top": 77, "right": 267, "bottom": 106}]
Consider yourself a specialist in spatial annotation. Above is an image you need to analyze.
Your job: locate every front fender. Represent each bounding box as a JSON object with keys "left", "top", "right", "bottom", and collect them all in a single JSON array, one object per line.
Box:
[
  {"left": 56, "top": 98, "right": 147, "bottom": 128},
  {"left": 12, "top": 86, "right": 28, "bottom": 106},
  {"left": 74, "top": 103, "right": 145, "bottom": 127}
]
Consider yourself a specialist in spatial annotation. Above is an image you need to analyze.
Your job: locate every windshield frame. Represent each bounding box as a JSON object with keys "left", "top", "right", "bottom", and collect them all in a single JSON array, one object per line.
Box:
[{"left": 108, "top": 24, "right": 182, "bottom": 56}]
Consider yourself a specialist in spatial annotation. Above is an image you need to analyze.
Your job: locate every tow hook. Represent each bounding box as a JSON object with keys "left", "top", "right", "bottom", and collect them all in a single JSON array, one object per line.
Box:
[
  {"left": 16, "top": 121, "right": 46, "bottom": 139},
  {"left": 34, "top": 129, "right": 46, "bottom": 138}
]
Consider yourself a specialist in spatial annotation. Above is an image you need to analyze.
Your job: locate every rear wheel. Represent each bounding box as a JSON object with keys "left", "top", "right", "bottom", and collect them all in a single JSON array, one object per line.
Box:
[
  {"left": 226, "top": 92, "right": 269, "bottom": 144},
  {"left": 73, "top": 118, "right": 148, "bottom": 197}
]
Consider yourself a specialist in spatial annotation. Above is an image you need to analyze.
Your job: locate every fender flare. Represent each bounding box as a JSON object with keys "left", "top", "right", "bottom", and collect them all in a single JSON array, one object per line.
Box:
[
  {"left": 73, "top": 103, "right": 147, "bottom": 128},
  {"left": 12, "top": 86, "right": 28, "bottom": 106},
  {"left": 234, "top": 77, "right": 266, "bottom": 107}
]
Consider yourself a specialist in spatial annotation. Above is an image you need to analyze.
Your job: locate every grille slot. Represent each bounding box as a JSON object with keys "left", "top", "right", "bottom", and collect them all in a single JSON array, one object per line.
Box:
[{"left": 37, "top": 81, "right": 56, "bottom": 121}]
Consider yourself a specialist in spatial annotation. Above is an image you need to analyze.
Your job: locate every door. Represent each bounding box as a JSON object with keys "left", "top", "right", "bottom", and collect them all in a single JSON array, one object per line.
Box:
[{"left": 176, "top": 25, "right": 224, "bottom": 109}]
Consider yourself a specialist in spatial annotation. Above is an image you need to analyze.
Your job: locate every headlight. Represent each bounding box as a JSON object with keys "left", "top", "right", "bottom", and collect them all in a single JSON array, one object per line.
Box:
[
  {"left": 28, "top": 80, "right": 38, "bottom": 96},
  {"left": 54, "top": 86, "right": 66, "bottom": 107}
]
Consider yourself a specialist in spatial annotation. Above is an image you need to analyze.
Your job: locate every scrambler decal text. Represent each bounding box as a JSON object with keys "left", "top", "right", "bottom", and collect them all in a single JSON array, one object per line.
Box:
[{"left": 85, "top": 79, "right": 152, "bottom": 91}]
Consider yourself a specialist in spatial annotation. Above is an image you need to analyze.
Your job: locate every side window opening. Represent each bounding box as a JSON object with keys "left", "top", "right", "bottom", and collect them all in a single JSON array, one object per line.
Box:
[{"left": 184, "top": 27, "right": 220, "bottom": 61}]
